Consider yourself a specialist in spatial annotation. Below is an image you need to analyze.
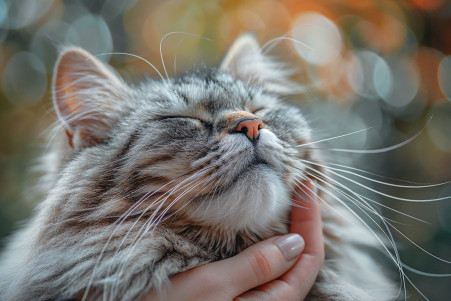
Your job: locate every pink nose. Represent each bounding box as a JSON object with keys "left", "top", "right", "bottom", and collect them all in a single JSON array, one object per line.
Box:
[{"left": 235, "top": 118, "right": 263, "bottom": 142}]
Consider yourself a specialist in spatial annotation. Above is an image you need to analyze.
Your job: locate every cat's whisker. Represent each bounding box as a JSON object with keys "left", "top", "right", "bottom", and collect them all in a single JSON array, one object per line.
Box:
[
  {"left": 289, "top": 167, "right": 407, "bottom": 291},
  {"left": 187, "top": 171, "right": 221, "bottom": 219},
  {"left": 196, "top": 170, "right": 230, "bottom": 219},
  {"left": 289, "top": 188, "right": 316, "bottom": 209},
  {"left": 42, "top": 121, "right": 65, "bottom": 152},
  {"left": 173, "top": 37, "right": 188, "bottom": 75},
  {"left": 260, "top": 36, "right": 313, "bottom": 54},
  {"left": 384, "top": 218, "right": 451, "bottom": 264},
  {"left": 159, "top": 31, "right": 213, "bottom": 79},
  {"left": 112, "top": 180, "right": 212, "bottom": 298},
  {"left": 115, "top": 163, "right": 216, "bottom": 228},
  {"left": 104, "top": 178, "right": 203, "bottom": 298},
  {"left": 294, "top": 175, "right": 390, "bottom": 234},
  {"left": 83, "top": 180, "right": 177, "bottom": 301},
  {"left": 161, "top": 181, "right": 214, "bottom": 223},
  {"left": 150, "top": 180, "right": 205, "bottom": 230},
  {"left": 92, "top": 52, "right": 165, "bottom": 80},
  {"left": 292, "top": 170, "right": 398, "bottom": 223},
  {"left": 113, "top": 179, "right": 177, "bottom": 224},
  {"left": 259, "top": 22, "right": 324, "bottom": 54},
  {"left": 355, "top": 193, "right": 428, "bottom": 224},
  {"left": 301, "top": 164, "right": 419, "bottom": 247},
  {"left": 110, "top": 178, "right": 209, "bottom": 296},
  {"left": 108, "top": 176, "right": 183, "bottom": 234},
  {"left": 300, "top": 163, "right": 451, "bottom": 298},
  {"left": 295, "top": 175, "right": 403, "bottom": 279},
  {"left": 315, "top": 183, "right": 409, "bottom": 299},
  {"left": 294, "top": 177, "right": 410, "bottom": 300},
  {"left": 87, "top": 166, "right": 212, "bottom": 300},
  {"left": 121, "top": 173, "right": 206, "bottom": 234},
  {"left": 301, "top": 159, "right": 451, "bottom": 203},
  {"left": 288, "top": 202, "right": 311, "bottom": 209},
  {"left": 321, "top": 117, "right": 432, "bottom": 154},
  {"left": 294, "top": 127, "right": 373, "bottom": 148},
  {"left": 303, "top": 170, "right": 406, "bottom": 228},
  {"left": 107, "top": 167, "right": 213, "bottom": 274},
  {"left": 293, "top": 175, "right": 407, "bottom": 300},
  {"left": 307, "top": 158, "right": 450, "bottom": 187},
  {"left": 297, "top": 160, "right": 433, "bottom": 223},
  {"left": 401, "top": 264, "right": 451, "bottom": 278}
]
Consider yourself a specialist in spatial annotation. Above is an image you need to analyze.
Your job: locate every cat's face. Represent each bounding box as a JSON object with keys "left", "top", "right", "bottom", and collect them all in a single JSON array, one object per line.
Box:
[{"left": 51, "top": 34, "right": 313, "bottom": 235}]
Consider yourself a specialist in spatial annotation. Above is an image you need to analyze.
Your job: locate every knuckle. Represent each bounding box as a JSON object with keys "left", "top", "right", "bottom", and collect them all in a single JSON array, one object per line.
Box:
[{"left": 247, "top": 249, "right": 273, "bottom": 283}]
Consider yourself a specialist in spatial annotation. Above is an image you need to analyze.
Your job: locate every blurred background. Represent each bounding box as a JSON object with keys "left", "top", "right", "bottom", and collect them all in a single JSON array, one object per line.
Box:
[{"left": 0, "top": 0, "right": 450, "bottom": 299}]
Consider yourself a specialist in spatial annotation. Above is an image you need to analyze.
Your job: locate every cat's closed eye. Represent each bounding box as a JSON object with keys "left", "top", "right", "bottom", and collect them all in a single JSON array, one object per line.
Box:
[{"left": 158, "top": 116, "right": 213, "bottom": 130}]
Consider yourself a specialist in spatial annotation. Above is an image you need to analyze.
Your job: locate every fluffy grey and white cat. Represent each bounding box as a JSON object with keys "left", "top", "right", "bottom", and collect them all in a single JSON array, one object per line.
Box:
[{"left": 0, "top": 34, "right": 397, "bottom": 300}]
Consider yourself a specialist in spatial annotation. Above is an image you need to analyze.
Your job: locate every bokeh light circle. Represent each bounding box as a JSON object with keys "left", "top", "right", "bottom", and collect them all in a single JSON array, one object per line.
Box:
[
  {"left": 0, "top": 0, "right": 7, "bottom": 45},
  {"left": 438, "top": 55, "right": 451, "bottom": 101},
  {"left": 0, "top": 0, "right": 8, "bottom": 25},
  {"left": 66, "top": 14, "right": 113, "bottom": 58},
  {"left": 383, "top": 58, "right": 419, "bottom": 108},
  {"left": 2, "top": 52, "right": 47, "bottom": 106},
  {"left": 291, "top": 13, "right": 342, "bottom": 66},
  {"left": 31, "top": 20, "right": 72, "bottom": 72},
  {"left": 348, "top": 50, "right": 391, "bottom": 100},
  {"left": 373, "top": 56, "right": 393, "bottom": 100},
  {"left": 428, "top": 101, "right": 451, "bottom": 152},
  {"left": 7, "top": 0, "right": 55, "bottom": 29},
  {"left": 100, "top": 0, "right": 139, "bottom": 22}
]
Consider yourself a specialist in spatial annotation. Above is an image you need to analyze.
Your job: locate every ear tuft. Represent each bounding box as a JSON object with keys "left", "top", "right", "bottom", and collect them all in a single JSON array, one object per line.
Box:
[
  {"left": 53, "top": 47, "right": 126, "bottom": 149},
  {"left": 220, "top": 33, "right": 261, "bottom": 73},
  {"left": 220, "top": 33, "right": 300, "bottom": 94}
]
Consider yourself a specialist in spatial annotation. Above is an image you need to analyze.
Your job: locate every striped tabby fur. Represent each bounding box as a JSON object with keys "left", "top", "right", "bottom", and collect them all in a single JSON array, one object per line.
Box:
[{"left": 0, "top": 34, "right": 397, "bottom": 300}]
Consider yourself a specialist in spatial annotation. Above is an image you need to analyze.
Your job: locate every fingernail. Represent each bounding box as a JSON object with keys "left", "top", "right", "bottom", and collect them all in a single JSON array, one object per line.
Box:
[{"left": 273, "top": 234, "right": 304, "bottom": 261}]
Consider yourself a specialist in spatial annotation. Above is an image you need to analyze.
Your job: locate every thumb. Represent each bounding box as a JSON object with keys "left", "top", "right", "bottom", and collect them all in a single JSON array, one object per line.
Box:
[{"left": 219, "top": 233, "right": 305, "bottom": 297}]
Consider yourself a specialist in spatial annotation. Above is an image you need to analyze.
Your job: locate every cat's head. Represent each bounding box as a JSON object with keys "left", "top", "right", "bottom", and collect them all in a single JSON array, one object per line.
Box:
[{"left": 50, "top": 34, "right": 314, "bottom": 239}]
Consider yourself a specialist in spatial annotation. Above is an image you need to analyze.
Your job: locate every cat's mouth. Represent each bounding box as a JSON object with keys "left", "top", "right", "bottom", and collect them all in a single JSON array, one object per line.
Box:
[
  {"left": 230, "top": 156, "right": 272, "bottom": 184},
  {"left": 244, "top": 155, "right": 272, "bottom": 171}
]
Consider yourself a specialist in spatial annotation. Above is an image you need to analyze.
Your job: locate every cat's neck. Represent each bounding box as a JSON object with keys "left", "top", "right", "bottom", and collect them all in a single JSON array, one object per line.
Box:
[{"left": 166, "top": 217, "right": 289, "bottom": 258}]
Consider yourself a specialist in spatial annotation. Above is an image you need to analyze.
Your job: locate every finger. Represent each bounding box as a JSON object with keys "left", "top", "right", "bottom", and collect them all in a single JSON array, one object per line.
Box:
[
  {"left": 238, "top": 180, "right": 324, "bottom": 300},
  {"left": 235, "top": 279, "right": 292, "bottom": 301},
  {"left": 281, "top": 180, "right": 324, "bottom": 296},
  {"left": 221, "top": 233, "right": 305, "bottom": 297},
  {"left": 289, "top": 180, "right": 323, "bottom": 255}
]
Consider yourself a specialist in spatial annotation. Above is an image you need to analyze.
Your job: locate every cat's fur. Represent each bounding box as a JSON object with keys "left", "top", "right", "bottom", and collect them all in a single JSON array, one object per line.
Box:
[{"left": 0, "top": 35, "right": 397, "bottom": 300}]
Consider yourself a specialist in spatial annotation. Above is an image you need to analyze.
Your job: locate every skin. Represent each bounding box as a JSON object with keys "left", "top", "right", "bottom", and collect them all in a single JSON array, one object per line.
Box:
[{"left": 141, "top": 180, "right": 324, "bottom": 301}]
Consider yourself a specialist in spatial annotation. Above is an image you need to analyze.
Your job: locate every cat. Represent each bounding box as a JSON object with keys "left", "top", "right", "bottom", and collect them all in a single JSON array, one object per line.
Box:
[{"left": 0, "top": 34, "right": 398, "bottom": 300}]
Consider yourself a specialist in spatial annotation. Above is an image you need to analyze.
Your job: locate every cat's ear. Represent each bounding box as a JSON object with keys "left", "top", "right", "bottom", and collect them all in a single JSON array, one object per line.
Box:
[
  {"left": 220, "top": 33, "right": 262, "bottom": 76},
  {"left": 53, "top": 47, "right": 126, "bottom": 149},
  {"left": 220, "top": 34, "right": 298, "bottom": 94}
]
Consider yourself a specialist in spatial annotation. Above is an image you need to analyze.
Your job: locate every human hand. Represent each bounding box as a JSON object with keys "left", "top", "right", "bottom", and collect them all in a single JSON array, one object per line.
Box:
[{"left": 140, "top": 180, "right": 324, "bottom": 301}]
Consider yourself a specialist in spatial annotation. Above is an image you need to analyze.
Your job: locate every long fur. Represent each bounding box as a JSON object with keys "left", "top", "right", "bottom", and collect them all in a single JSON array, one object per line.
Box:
[{"left": 0, "top": 35, "right": 397, "bottom": 300}]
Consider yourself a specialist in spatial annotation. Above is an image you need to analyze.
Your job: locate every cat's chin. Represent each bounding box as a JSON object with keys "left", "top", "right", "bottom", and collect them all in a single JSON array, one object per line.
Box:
[{"left": 187, "top": 164, "right": 291, "bottom": 233}]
